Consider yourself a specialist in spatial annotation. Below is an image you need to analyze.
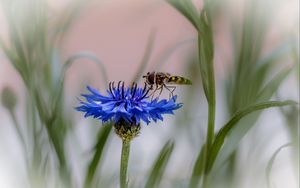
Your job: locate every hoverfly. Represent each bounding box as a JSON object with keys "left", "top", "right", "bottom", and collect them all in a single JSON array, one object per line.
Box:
[{"left": 142, "top": 72, "right": 192, "bottom": 99}]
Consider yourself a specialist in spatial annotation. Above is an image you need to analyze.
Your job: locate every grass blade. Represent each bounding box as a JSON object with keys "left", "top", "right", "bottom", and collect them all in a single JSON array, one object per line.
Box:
[
  {"left": 52, "top": 52, "right": 108, "bottom": 114},
  {"left": 266, "top": 143, "right": 292, "bottom": 188},
  {"left": 189, "top": 144, "right": 206, "bottom": 188},
  {"left": 84, "top": 123, "right": 112, "bottom": 188},
  {"left": 206, "top": 100, "right": 297, "bottom": 173},
  {"left": 61, "top": 52, "right": 108, "bottom": 85},
  {"left": 145, "top": 141, "right": 175, "bottom": 188},
  {"left": 166, "top": 0, "right": 200, "bottom": 30},
  {"left": 257, "top": 67, "right": 293, "bottom": 100},
  {"left": 167, "top": 1, "right": 217, "bottom": 186},
  {"left": 218, "top": 65, "right": 294, "bottom": 169}
]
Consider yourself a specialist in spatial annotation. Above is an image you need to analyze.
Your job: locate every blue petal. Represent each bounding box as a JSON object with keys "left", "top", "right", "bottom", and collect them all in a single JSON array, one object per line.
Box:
[{"left": 76, "top": 85, "right": 182, "bottom": 125}]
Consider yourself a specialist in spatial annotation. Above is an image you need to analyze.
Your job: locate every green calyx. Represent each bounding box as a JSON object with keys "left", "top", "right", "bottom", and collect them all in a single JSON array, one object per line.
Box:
[{"left": 114, "top": 119, "right": 141, "bottom": 142}]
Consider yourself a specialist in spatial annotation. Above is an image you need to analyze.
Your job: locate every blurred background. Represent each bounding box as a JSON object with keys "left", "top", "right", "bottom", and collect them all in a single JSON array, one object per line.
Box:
[{"left": 0, "top": 0, "right": 299, "bottom": 188}]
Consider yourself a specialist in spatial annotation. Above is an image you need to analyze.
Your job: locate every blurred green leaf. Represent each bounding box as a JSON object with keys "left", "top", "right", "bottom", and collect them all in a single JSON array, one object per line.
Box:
[
  {"left": 0, "top": 25, "right": 29, "bottom": 83},
  {"left": 169, "top": 0, "right": 215, "bottom": 104},
  {"left": 220, "top": 1, "right": 294, "bottom": 180},
  {"left": 198, "top": 24, "right": 214, "bottom": 103},
  {"left": 257, "top": 40, "right": 292, "bottom": 66},
  {"left": 145, "top": 141, "right": 175, "bottom": 188},
  {"left": 61, "top": 52, "right": 108, "bottom": 84},
  {"left": 0, "top": 0, "right": 98, "bottom": 186},
  {"left": 278, "top": 103, "right": 299, "bottom": 183},
  {"left": 84, "top": 124, "right": 112, "bottom": 188},
  {"left": 228, "top": 0, "right": 274, "bottom": 114},
  {"left": 218, "top": 65, "right": 294, "bottom": 171},
  {"left": 167, "top": 2, "right": 217, "bottom": 187},
  {"left": 0, "top": 38, "right": 21, "bottom": 70},
  {"left": 206, "top": 100, "right": 297, "bottom": 173},
  {"left": 189, "top": 144, "right": 206, "bottom": 188},
  {"left": 257, "top": 67, "right": 293, "bottom": 100},
  {"left": 166, "top": 0, "right": 200, "bottom": 30},
  {"left": 197, "top": 9, "right": 216, "bottom": 188},
  {"left": 166, "top": 0, "right": 215, "bottom": 117},
  {"left": 266, "top": 143, "right": 292, "bottom": 188},
  {"left": 52, "top": 51, "right": 108, "bottom": 114}
]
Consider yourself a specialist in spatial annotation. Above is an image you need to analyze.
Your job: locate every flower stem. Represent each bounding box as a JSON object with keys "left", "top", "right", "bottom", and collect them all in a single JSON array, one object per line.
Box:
[
  {"left": 200, "top": 8, "right": 216, "bottom": 188},
  {"left": 120, "top": 140, "right": 130, "bottom": 188},
  {"left": 203, "top": 58, "right": 216, "bottom": 188},
  {"left": 9, "top": 109, "right": 27, "bottom": 152},
  {"left": 206, "top": 88, "right": 216, "bottom": 152}
]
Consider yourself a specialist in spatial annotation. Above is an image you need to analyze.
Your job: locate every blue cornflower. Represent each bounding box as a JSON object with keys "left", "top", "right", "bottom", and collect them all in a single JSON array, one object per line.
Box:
[{"left": 76, "top": 82, "right": 182, "bottom": 126}]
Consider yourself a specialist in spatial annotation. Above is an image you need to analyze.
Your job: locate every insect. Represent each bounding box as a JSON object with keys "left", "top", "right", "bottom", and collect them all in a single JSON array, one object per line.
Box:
[{"left": 142, "top": 72, "right": 192, "bottom": 99}]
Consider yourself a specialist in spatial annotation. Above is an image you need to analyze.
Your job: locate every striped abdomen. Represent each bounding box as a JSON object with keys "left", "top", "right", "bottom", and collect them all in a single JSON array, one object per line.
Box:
[{"left": 167, "top": 76, "right": 192, "bottom": 85}]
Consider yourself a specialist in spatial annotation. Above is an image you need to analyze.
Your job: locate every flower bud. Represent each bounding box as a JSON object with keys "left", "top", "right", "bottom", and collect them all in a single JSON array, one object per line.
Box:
[{"left": 1, "top": 86, "right": 17, "bottom": 111}]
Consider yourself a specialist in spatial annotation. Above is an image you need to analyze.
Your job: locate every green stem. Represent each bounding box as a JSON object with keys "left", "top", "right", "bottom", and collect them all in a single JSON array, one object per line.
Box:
[
  {"left": 201, "top": 9, "right": 216, "bottom": 188},
  {"left": 120, "top": 140, "right": 130, "bottom": 188},
  {"left": 206, "top": 86, "right": 216, "bottom": 151},
  {"left": 203, "top": 174, "right": 210, "bottom": 188},
  {"left": 203, "top": 93, "right": 215, "bottom": 188},
  {"left": 9, "top": 110, "right": 27, "bottom": 151},
  {"left": 8, "top": 109, "right": 34, "bottom": 186},
  {"left": 202, "top": 57, "right": 216, "bottom": 188},
  {"left": 33, "top": 89, "right": 69, "bottom": 183},
  {"left": 44, "top": 120, "right": 70, "bottom": 186}
]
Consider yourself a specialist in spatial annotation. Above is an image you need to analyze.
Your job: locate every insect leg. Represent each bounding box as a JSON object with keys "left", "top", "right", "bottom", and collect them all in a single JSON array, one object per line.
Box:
[
  {"left": 164, "top": 84, "right": 176, "bottom": 99},
  {"left": 149, "top": 84, "right": 159, "bottom": 100},
  {"left": 152, "top": 85, "right": 164, "bottom": 100},
  {"left": 158, "top": 85, "right": 164, "bottom": 97}
]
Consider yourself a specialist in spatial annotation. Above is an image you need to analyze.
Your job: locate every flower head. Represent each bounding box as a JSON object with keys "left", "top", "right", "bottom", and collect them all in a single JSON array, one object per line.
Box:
[{"left": 76, "top": 81, "right": 182, "bottom": 126}]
